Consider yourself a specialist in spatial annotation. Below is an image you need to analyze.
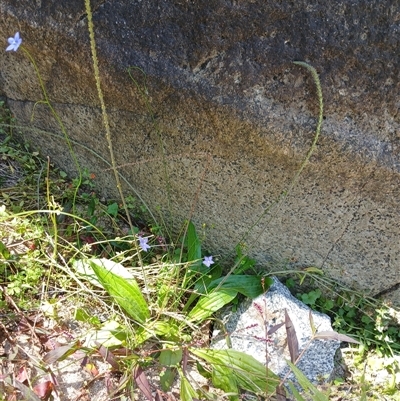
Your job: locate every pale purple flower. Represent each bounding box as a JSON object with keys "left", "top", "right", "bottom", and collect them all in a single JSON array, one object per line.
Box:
[
  {"left": 138, "top": 236, "right": 150, "bottom": 252},
  {"left": 6, "top": 32, "right": 22, "bottom": 52},
  {"left": 203, "top": 256, "right": 214, "bottom": 268}
]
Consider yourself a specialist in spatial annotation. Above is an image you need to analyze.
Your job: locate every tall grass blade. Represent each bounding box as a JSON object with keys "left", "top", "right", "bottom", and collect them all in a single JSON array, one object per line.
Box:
[
  {"left": 159, "top": 348, "right": 183, "bottom": 366},
  {"left": 180, "top": 375, "right": 197, "bottom": 401},
  {"left": 286, "top": 361, "right": 329, "bottom": 401},
  {"left": 186, "top": 220, "right": 207, "bottom": 274},
  {"left": 287, "top": 382, "right": 306, "bottom": 401},
  {"left": 314, "top": 330, "right": 360, "bottom": 344}
]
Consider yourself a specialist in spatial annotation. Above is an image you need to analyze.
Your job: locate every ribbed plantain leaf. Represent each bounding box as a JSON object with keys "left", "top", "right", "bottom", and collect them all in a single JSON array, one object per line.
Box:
[
  {"left": 187, "top": 289, "right": 236, "bottom": 322},
  {"left": 207, "top": 275, "right": 272, "bottom": 299},
  {"left": 90, "top": 260, "right": 150, "bottom": 324},
  {"left": 191, "top": 348, "right": 280, "bottom": 394}
]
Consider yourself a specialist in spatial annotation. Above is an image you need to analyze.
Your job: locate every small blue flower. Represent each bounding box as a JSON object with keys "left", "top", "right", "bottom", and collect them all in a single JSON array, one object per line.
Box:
[
  {"left": 138, "top": 236, "right": 150, "bottom": 252},
  {"left": 203, "top": 256, "right": 214, "bottom": 268},
  {"left": 6, "top": 32, "right": 22, "bottom": 52}
]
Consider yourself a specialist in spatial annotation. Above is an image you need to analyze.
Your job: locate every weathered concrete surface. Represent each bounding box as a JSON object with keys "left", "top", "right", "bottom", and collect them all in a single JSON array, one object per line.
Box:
[{"left": 0, "top": 1, "right": 399, "bottom": 304}]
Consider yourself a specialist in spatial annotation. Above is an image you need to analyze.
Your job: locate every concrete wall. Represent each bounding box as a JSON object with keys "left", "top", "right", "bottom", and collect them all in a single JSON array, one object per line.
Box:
[{"left": 1, "top": 0, "right": 399, "bottom": 304}]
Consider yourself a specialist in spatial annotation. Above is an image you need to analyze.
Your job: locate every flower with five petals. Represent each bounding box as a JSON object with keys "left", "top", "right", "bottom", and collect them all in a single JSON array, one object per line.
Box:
[{"left": 6, "top": 32, "right": 22, "bottom": 52}]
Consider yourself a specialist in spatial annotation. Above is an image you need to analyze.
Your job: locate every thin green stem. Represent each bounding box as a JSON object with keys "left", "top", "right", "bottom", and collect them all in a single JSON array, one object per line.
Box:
[
  {"left": 45, "top": 157, "right": 58, "bottom": 259},
  {"left": 20, "top": 46, "right": 82, "bottom": 212},
  {"left": 245, "top": 62, "right": 323, "bottom": 243},
  {"left": 218, "top": 61, "right": 324, "bottom": 289}
]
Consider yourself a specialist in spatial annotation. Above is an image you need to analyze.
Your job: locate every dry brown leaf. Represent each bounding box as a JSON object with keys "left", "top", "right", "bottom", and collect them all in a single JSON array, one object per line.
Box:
[
  {"left": 95, "top": 342, "right": 119, "bottom": 369},
  {"left": 43, "top": 341, "right": 79, "bottom": 364},
  {"left": 16, "top": 366, "right": 28, "bottom": 383},
  {"left": 134, "top": 365, "right": 153, "bottom": 401},
  {"left": 285, "top": 309, "right": 299, "bottom": 363},
  {"left": 33, "top": 381, "right": 54, "bottom": 400},
  {"left": 13, "top": 380, "right": 42, "bottom": 401},
  {"left": 267, "top": 321, "right": 285, "bottom": 335},
  {"left": 314, "top": 330, "right": 360, "bottom": 344},
  {"left": 84, "top": 362, "right": 99, "bottom": 376}
]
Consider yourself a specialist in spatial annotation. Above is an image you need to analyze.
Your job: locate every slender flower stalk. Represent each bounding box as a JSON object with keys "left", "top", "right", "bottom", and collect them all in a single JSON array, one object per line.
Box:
[
  {"left": 5, "top": 31, "right": 84, "bottom": 258},
  {"left": 5, "top": 31, "right": 83, "bottom": 213},
  {"left": 83, "top": 0, "right": 148, "bottom": 295}
]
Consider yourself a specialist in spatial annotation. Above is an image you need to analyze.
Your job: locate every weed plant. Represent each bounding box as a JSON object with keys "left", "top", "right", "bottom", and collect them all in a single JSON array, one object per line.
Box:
[
  {"left": 283, "top": 273, "right": 400, "bottom": 357},
  {"left": 0, "top": 2, "right": 399, "bottom": 400}
]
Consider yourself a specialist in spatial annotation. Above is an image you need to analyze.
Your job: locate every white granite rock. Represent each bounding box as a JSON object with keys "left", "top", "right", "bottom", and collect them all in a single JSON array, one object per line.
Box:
[{"left": 212, "top": 277, "right": 341, "bottom": 387}]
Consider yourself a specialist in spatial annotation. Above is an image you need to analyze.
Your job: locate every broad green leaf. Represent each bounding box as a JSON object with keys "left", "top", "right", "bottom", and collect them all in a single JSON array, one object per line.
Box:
[
  {"left": 160, "top": 367, "right": 176, "bottom": 392},
  {"left": 87, "top": 196, "right": 96, "bottom": 217},
  {"left": 153, "top": 320, "right": 181, "bottom": 341},
  {"left": 187, "top": 289, "right": 237, "bottom": 322},
  {"left": 196, "top": 360, "right": 212, "bottom": 380},
  {"left": 187, "top": 220, "right": 202, "bottom": 266},
  {"left": 133, "top": 326, "right": 153, "bottom": 346},
  {"left": 191, "top": 348, "right": 280, "bottom": 394},
  {"left": 107, "top": 202, "right": 119, "bottom": 217},
  {"left": 73, "top": 258, "right": 135, "bottom": 288},
  {"left": 193, "top": 264, "right": 222, "bottom": 294},
  {"left": 183, "top": 264, "right": 222, "bottom": 312},
  {"left": 208, "top": 275, "right": 273, "bottom": 299},
  {"left": 43, "top": 341, "right": 80, "bottom": 364},
  {"left": 286, "top": 361, "right": 329, "bottom": 401},
  {"left": 180, "top": 375, "right": 197, "bottom": 401},
  {"left": 84, "top": 320, "right": 127, "bottom": 348},
  {"left": 212, "top": 364, "right": 239, "bottom": 401},
  {"left": 159, "top": 348, "right": 183, "bottom": 366},
  {"left": 74, "top": 308, "right": 101, "bottom": 326},
  {"left": 90, "top": 260, "right": 150, "bottom": 324},
  {"left": 0, "top": 241, "right": 11, "bottom": 259}
]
